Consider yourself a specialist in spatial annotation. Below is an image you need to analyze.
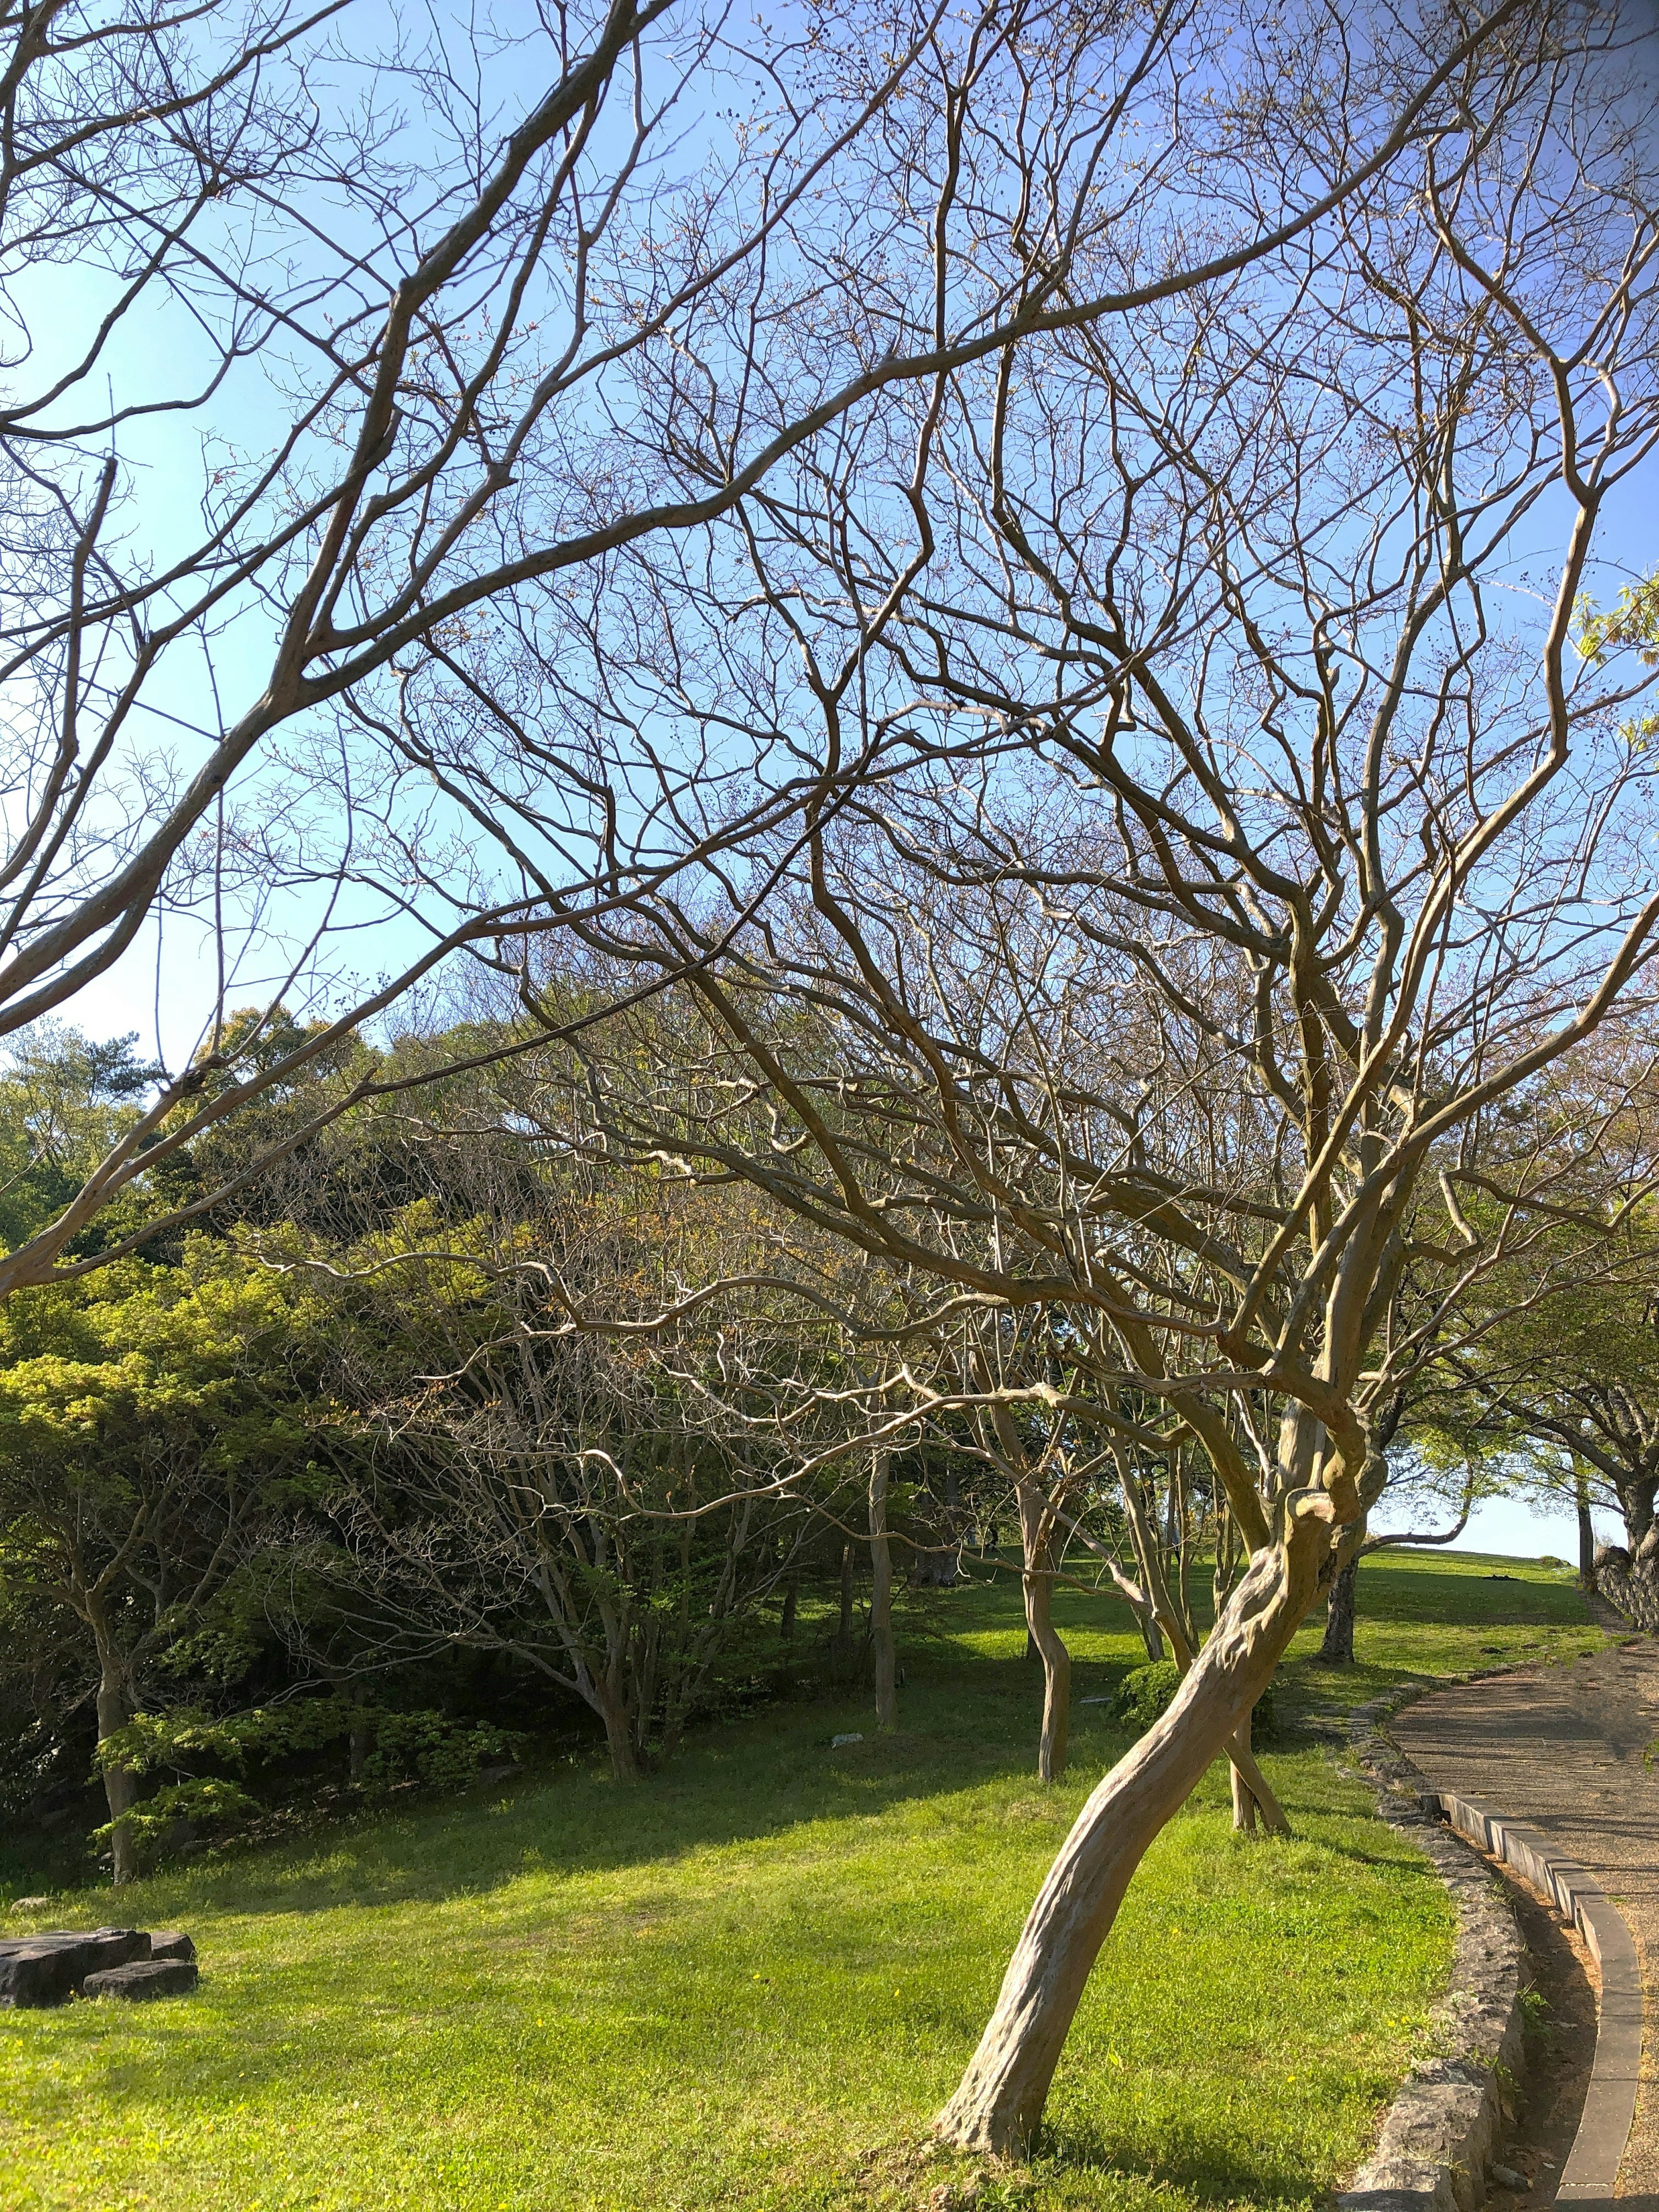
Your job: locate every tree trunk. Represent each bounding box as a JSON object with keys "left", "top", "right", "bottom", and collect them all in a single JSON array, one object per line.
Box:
[
  {"left": 935, "top": 1526, "right": 1325, "bottom": 2153},
  {"left": 1230, "top": 1701, "right": 1265, "bottom": 1832},
  {"left": 597, "top": 1687, "right": 644, "bottom": 1780},
  {"left": 870, "top": 1452, "right": 898, "bottom": 1732},
  {"left": 1019, "top": 1499, "right": 1070, "bottom": 1783},
  {"left": 1318, "top": 1556, "right": 1357, "bottom": 1663},
  {"left": 348, "top": 1710, "right": 374, "bottom": 1783},
  {"left": 833, "top": 1541, "right": 857, "bottom": 1673},
  {"left": 779, "top": 1579, "right": 798, "bottom": 1640},
  {"left": 96, "top": 1671, "right": 139, "bottom": 1887},
  {"left": 1578, "top": 1473, "right": 1598, "bottom": 1592}
]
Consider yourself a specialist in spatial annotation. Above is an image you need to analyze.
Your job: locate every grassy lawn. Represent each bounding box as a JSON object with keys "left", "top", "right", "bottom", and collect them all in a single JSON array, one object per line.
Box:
[{"left": 0, "top": 1549, "right": 1605, "bottom": 2212}]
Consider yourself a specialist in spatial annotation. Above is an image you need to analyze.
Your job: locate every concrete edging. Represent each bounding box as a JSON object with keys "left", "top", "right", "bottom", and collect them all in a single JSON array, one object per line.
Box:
[
  {"left": 1337, "top": 1694, "right": 1528, "bottom": 2212},
  {"left": 1334, "top": 1691, "right": 1644, "bottom": 2212},
  {"left": 1430, "top": 1793, "right": 1642, "bottom": 2206}
]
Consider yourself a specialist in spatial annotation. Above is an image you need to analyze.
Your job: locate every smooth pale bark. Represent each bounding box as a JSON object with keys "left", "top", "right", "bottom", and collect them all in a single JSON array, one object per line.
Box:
[
  {"left": 1230, "top": 1703, "right": 1262, "bottom": 1832},
  {"left": 935, "top": 1515, "right": 1329, "bottom": 2153},
  {"left": 1106, "top": 1452, "right": 1287, "bottom": 1831},
  {"left": 870, "top": 1452, "right": 898, "bottom": 1732},
  {"left": 1019, "top": 1496, "right": 1070, "bottom": 1781},
  {"left": 96, "top": 1672, "right": 139, "bottom": 1886},
  {"left": 1227, "top": 1724, "right": 1287, "bottom": 1833},
  {"left": 1318, "top": 1556, "right": 1357, "bottom": 1663}
]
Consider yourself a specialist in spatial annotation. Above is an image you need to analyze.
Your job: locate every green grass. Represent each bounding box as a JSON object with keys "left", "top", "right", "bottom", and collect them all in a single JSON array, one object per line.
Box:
[{"left": 0, "top": 1547, "right": 1604, "bottom": 2212}]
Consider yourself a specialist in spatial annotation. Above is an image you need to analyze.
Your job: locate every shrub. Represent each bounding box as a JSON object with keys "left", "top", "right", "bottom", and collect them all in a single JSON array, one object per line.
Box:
[
  {"left": 1112, "top": 1660, "right": 1182, "bottom": 1731},
  {"left": 1112, "top": 1660, "right": 1276, "bottom": 1738}
]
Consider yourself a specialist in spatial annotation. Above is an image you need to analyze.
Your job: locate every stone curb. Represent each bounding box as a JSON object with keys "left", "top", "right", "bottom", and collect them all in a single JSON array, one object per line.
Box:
[
  {"left": 1333, "top": 1687, "right": 1646, "bottom": 2212},
  {"left": 1428, "top": 1795, "right": 1641, "bottom": 2204},
  {"left": 1336, "top": 1694, "right": 1528, "bottom": 2212}
]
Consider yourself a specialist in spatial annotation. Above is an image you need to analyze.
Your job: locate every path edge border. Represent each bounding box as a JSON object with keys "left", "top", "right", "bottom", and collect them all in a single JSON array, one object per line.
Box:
[
  {"left": 1335, "top": 1692, "right": 1530, "bottom": 2212},
  {"left": 1336, "top": 1688, "right": 1645, "bottom": 2212}
]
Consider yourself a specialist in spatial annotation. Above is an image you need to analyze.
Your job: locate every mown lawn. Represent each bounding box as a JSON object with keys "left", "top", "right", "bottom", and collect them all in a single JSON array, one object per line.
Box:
[{"left": 0, "top": 1549, "right": 1603, "bottom": 2212}]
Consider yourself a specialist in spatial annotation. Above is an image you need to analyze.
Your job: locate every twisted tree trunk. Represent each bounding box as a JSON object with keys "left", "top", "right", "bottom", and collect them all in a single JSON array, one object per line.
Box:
[{"left": 935, "top": 1519, "right": 1326, "bottom": 2152}]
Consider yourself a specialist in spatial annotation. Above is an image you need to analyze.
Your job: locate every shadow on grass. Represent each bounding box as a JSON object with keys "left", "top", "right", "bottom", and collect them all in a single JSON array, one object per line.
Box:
[
  {"left": 15, "top": 1658, "right": 1162, "bottom": 1920},
  {"left": 1037, "top": 2117, "right": 1354, "bottom": 2209},
  {"left": 6, "top": 1550, "right": 1594, "bottom": 1928}
]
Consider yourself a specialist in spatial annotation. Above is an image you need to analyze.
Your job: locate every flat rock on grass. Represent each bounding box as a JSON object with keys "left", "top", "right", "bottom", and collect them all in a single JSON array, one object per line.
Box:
[
  {"left": 149, "top": 1931, "right": 195, "bottom": 1962},
  {"left": 83, "top": 1958, "right": 198, "bottom": 2002},
  {"left": 0, "top": 1930, "right": 149, "bottom": 2009}
]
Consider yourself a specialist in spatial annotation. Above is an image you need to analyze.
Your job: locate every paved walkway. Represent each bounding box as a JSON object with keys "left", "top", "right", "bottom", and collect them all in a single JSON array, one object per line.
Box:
[{"left": 1394, "top": 1643, "right": 1659, "bottom": 2198}]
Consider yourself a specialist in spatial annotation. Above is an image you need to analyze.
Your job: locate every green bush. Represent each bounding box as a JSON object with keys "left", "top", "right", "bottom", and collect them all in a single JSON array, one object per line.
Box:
[
  {"left": 1112, "top": 1659, "right": 1276, "bottom": 1738},
  {"left": 1112, "top": 1659, "right": 1182, "bottom": 1731},
  {"left": 358, "top": 1711, "right": 524, "bottom": 1796}
]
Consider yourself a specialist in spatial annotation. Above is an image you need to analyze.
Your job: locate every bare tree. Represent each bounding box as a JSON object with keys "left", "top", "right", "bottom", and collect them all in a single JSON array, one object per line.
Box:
[
  {"left": 501, "top": 0, "right": 1659, "bottom": 2148},
  {"left": 0, "top": 0, "right": 1559, "bottom": 1296}
]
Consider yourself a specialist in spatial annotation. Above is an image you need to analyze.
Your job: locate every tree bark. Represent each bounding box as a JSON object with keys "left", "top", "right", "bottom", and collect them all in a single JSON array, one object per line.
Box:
[
  {"left": 96, "top": 1670, "right": 139, "bottom": 1886},
  {"left": 1318, "top": 1556, "right": 1357, "bottom": 1663},
  {"left": 870, "top": 1452, "right": 898, "bottom": 1732},
  {"left": 1019, "top": 1494, "right": 1070, "bottom": 1783},
  {"left": 1578, "top": 1472, "right": 1598, "bottom": 1591},
  {"left": 935, "top": 1523, "right": 1326, "bottom": 2153},
  {"left": 833, "top": 1541, "right": 857, "bottom": 1672},
  {"left": 779, "top": 1579, "right": 798, "bottom": 1640},
  {"left": 597, "top": 1686, "right": 644, "bottom": 1780},
  {"left": 1230, "top": 1702, "right": 1270, "bottom": 1833}
]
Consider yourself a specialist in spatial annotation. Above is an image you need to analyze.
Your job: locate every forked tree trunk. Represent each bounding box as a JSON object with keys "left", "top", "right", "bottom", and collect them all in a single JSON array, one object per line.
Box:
[
  {"left": 870, "top": 1452, "right": 898, "bottom": 1732},
  {"left": 935, "top": 1526, "right": 1325, "bottom": 2153},
  {"left": 96, "top": 1671, "right": 139, "bottom": 1886},
  {"left": 1318, "top": 1556, "right": 1357, "bottom": 1663}
]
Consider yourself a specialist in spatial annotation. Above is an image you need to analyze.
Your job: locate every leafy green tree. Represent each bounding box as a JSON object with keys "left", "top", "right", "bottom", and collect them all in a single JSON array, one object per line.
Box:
[{"left": 0, "top": 1249, "right": 321, "bottom": 1879}]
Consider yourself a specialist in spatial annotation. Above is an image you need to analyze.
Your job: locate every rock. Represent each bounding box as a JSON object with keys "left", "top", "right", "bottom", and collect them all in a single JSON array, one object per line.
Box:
[
  {"left": 83, "top": 1958, "right": 198, "bottom": 2002},
  {"left": 830, "top": 1732, "right": 864, "bottom": 1747},
  {"left": 148, "top": 1931, "right": 195, "bottom": 1962},
  {"left": 1491, "top": 2166, "right": 1526, "bottom": 2190},
  {"left": 0, "top": 1928, "right": 150, "bottom": 2008}
]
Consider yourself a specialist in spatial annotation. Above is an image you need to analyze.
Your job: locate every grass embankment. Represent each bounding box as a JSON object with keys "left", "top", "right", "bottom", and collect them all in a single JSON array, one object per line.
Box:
[{"left": 0, "top": 1550, "right": 1604, "bottom": 2212}]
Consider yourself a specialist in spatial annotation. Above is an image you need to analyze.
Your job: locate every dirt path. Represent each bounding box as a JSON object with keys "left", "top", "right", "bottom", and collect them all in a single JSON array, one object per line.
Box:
[{"left": 1393, "top": 1641, "right": 1659, "bottom": 2198}]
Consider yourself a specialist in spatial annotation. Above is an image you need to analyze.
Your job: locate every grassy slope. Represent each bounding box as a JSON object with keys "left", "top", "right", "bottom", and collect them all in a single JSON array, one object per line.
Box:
[{"left": 0, "top": 1549, "right": 1605, "bottom": 2212}]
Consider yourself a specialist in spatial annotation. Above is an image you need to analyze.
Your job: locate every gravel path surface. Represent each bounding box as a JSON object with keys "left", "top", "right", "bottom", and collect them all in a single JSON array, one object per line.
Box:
[{"left": 1393, "top": 1641, "right": 1659, "bottom": 2198}]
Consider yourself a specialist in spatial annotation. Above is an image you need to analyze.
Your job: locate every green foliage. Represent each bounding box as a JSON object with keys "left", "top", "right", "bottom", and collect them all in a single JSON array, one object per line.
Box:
[
  {"left": 0, "top": 1025, "right": 161, "bottom": 1256},
  {"left": 93, "top": 1699, "right": 525, "bottom": 1819},
  {"left": 356, "top": 1711, "right": 524, "bottom": 1796},
  {"left": 1112, "top": 1657, "right": 1277, "bottom": 1740},
  {"left": 1578, "top": 573, "right": 1659, "bottom": 670},
  {"left": 1112, "top": 1659, "right": 1182, "bottom": 1730},
  {"left": 91, "top": 1777, "right": 262, "bottom": 1853}
]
